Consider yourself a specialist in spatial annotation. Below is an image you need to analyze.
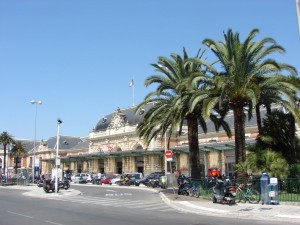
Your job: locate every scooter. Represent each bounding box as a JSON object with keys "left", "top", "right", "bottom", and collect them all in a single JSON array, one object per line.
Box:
[
  {"left": 177, "top": 175, "right": 191, "bottom": 195},
  {"left": 43, "top": 178, "right": 59, "bottom": 193},
  {"left": 147, "top": 178, "right": 159, "bottom": 188},
  {"left": 59, "top": 178, "right": 70, "bottom": 190},
  {"left": 212, "top": 179, "right": 236, "bottom": 205}
]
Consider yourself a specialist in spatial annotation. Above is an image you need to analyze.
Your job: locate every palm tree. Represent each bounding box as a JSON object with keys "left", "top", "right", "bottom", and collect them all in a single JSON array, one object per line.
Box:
[
  {"left": 235, "top": 144, "right": 289, "bottom": 179},
  {"left": 10, "top": 141, "right": 27, "bottom": 174},
  {"left": 136, "top": 48, "right": 231, "bottom": 179},
  {"left": 0, "top": 132, "right": 15, "bottom": 176},
  {"left": 255, "top": 75, "right": 300, "bottom": 135},
  {"left": 193, "top": 28, "right": 298, "bottom": 177}
]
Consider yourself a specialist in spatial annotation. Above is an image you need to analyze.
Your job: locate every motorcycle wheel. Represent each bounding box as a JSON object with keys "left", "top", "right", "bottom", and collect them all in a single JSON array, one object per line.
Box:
[
  {"left": 64, "top": 183, "right": 70, "bottom": 190},
  {"left": 229, "top": 199, "right": 235, "bottom": 206},
  {"left": 43, "top": 185, "right": 49, "bottom": 193},
  {"left": 212, "top": 196, "right": 217, "bottom": 203}
]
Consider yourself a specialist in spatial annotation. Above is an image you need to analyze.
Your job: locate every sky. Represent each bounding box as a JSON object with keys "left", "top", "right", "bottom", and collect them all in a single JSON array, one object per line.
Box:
[{"left": 0, "top": 0, "right": 299, "bottom": 141}]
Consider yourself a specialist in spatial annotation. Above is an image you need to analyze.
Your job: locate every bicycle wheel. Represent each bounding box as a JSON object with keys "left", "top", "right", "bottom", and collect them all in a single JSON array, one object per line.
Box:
[
  {"left": 188, "top": 188, "right": 194, "bottom": 197},
  {"left": 194, "top": 188, "right": 200, "bottom": 198},
  {"left": 235, "top": 189, "right": 243, "bottom": 203},
  {"left": 248, "top": 189, "right": 260, "bottom": 204}
]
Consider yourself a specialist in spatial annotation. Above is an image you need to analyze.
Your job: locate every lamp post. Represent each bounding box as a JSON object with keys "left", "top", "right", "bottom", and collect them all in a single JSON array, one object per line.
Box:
[
  {"left": 55, "top": 118, "right": 62, "bottom": 193},
  {"left": 31, "top": 100, "right": 42, "bottom": 184}
]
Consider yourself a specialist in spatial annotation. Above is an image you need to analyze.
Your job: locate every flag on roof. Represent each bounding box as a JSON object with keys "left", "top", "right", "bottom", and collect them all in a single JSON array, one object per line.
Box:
[{"left": 129, "top": 79, "right": 134, "bottom": 87}]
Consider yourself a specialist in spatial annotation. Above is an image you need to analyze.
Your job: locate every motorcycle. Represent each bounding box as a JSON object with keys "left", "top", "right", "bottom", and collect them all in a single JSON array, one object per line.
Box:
[
  {"left": 177, "top": 175, "right": 192, "bottom": 195},
  {"left": 212, "top": 179, "right": 236, "bottom": 205},
  {"left": 37, "top": 178, "right": 44, "bottom": 187},
  {"left": 147, "top": 178, "right": 160, "bottom": 188},
  {"left": 43, "top": 178, "right": 59, "bottom": 193},
  {"left": 59, "top": 178, "right": 70, "bottom": 190}
]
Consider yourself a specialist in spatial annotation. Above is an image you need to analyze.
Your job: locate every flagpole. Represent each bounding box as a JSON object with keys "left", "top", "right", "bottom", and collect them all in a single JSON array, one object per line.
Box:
[
  {"left": 297, "top": 0, "right": 300, "bottom": 38},
  {"left": 133, "top": 83, "right": 135, "bottom": 106},
  {"left": 129, "top": 79, "right": 135, "bottom": 106}
]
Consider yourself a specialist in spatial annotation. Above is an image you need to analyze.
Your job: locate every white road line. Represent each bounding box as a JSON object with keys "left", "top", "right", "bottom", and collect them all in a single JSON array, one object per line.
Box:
[
  {"left": 144, "top": 205, "right": 169, "bottom": 210},
  {"left": 102, "top": 201, "right": 143, "bottom": 206},
  {"left": 127, "top": 203, "right": 163, "bottom": 209},
  {"left": 44, "top": 220, "right": 65, "bottom": 225},
  {"left": 111, "top": 201, "right": 145, "bottom": 207},
  {"left": 159, "top": 208, "right": 176, "bottom": 212},
  {"left": 6, "top": 211, "right": 33, "bottom": 218},
  {"left": 275, "top": 214, "right": 300, "bottom": 219},
  {"left": 7, "top": 211, "right": 33, "bottom": 218}
]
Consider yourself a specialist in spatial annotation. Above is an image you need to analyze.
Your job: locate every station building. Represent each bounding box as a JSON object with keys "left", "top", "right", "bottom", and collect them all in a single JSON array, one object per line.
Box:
[{"left": 1, "top": 104, "right": 289, "bottom": 178}]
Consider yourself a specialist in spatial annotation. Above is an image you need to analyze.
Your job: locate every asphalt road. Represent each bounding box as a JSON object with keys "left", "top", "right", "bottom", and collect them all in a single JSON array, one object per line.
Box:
[{"left": 0, "top": 186, "right": 297, "bottom": 225}]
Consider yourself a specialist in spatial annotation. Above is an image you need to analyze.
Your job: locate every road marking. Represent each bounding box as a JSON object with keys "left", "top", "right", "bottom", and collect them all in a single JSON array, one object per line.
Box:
[
  {"left": 44, "top": 220, "right": 65, "bottom": 225},
  {"left": 7, "top": 211, "right": 33, "bottom": 218},
  {"left": 144, "top": 205, "right": 169, "bottom": 210},
  {"left": 275, "top": 214, "right": 300, "bottom": 219},
  {"left": 105, "top": 193, "right": 132, "bottom": 196},
  {"left": 127, "top": 203, "right": 164, "bottom": 209}
]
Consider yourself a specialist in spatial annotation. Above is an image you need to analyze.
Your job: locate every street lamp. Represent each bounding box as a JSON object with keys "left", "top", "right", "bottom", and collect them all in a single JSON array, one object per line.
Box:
[
  {"left": 55, "top": 118, "right": 62, "bottom": 193},
  {"left": 31, "top": 100, "right": 42, "bottom": 184}
]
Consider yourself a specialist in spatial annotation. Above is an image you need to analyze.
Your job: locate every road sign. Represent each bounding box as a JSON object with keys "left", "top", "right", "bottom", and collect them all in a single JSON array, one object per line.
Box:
[{"left": 165, "top": 150, "right": 173, "bottom": 158}]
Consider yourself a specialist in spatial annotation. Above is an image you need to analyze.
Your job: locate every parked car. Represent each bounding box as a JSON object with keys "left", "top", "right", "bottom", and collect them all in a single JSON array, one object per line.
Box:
[
  {"left": 114, "top": 172, "right": 143, "bottom": 186},
  {"left": 71, "top": 173, "right": 81, "bottom": 183},
  {"left": 101, "top": 174, "right": 117, "bottom": 184},
  {"left": 109, "top": 174, "right": 122, "bottom": 185},
  {"left": 135, "top": 172, "right": 164, "bottom": 186},
  {"left": 71, "top": 173, "right": 92, "bottom": 183},
  {"left": 91, "top": 174, "right": 106, "bottom": 185}
]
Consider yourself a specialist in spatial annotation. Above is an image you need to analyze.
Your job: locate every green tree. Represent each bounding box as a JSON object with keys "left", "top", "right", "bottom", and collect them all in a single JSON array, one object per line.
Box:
[
  {"left": 136, "top": 48, "right": 231, "bottom": 179},
  {"left": 193, "top": 29, "right": 297, "bottom": 177},
  {"left": 258, "top": 110, "right": 300, "bottom": 165},
  {"left": 0, "top": 132, "right": 15, "bottom": 176},
  {"left": 10, "top": 141, "right": 27, "bottom": 174},
  {"left": 235, "top": 145, "right": 289, "bottom": 179},
  {"left": 255, "top": 75, "right": 299, "bottom": 135}
]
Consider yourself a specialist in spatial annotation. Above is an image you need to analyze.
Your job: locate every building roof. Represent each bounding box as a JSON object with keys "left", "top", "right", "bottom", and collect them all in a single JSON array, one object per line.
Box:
[{"left": 94, "top": 103, "right": 154, "bottom": 131}]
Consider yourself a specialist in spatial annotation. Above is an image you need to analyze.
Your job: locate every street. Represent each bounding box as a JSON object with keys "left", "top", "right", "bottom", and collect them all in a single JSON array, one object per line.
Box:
[{"left": 0, "top": 185, "right": 298, "bottom": 225}]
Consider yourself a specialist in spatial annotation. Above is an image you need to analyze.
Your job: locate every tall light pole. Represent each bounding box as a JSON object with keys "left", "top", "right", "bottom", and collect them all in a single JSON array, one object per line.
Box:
[
  {"left": 55, "top": 118, "right": 62, "bottom": 193},
  {"left": 31, "top": 100, "right": 42, "bottom": 184}
]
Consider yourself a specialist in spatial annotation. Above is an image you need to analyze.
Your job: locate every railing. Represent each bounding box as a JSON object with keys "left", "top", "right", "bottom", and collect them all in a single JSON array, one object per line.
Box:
[{"left": 190, "top": 177, "right": 300, "bottom": 202}]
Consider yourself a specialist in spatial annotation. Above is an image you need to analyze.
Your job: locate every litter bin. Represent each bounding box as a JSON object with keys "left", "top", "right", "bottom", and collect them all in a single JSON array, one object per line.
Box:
[
  {"left": 260, "top": 172, "right": 269, "bottom": 205},
  {"left": 266, "top": 177, "right": 279, "bottom": 205},
  {"left": 159, "top": 176, "right": 167, "bottom": 189}
]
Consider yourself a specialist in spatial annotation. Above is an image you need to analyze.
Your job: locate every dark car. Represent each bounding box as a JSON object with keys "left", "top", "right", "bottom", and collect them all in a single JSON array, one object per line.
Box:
[{"left": 135, "top": 172, "right": 164, "bottom": 186}]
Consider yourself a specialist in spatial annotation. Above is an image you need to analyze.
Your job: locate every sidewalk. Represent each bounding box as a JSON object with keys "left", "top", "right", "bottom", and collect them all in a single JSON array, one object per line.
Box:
[
  {"left": 1, "top": 184, "right": 300, "bottom": 223},
  {"left": 0, "top": 184, "right": 82, "bottom": 197},
  {"left": 159, "top": 188, "right": 300, "bottom": 223}
]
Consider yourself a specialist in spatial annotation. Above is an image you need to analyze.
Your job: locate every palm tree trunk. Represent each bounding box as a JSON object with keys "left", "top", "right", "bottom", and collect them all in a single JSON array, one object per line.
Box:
[
  {"left": 3, "top": 145, "right": 7, "bottom": 176},
  {"left": 15, "top": 157, "right": 18, "bottom": 174},
  {"left": 187, "top": 115, "right": 201, "bottom": 179},
  {"left": 233, "top": 106, "right": 246, "bottom": 178},
  {"left": 256, "top": 104, "right": 262, "bottom": 135}
]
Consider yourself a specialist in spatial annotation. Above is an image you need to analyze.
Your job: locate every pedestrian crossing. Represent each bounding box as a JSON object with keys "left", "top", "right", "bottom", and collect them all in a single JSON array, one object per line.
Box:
[{"left": 38, "top": 195, "right": 179, "bottom": 213}]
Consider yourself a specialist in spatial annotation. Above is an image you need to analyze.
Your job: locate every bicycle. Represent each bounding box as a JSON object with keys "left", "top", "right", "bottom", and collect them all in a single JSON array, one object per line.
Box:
[
  {"left": 235, "top": 183, "right": 260, "bottom": 204},
  {"left": 188, "top": 182, "right": 200, "bottom": 198}
]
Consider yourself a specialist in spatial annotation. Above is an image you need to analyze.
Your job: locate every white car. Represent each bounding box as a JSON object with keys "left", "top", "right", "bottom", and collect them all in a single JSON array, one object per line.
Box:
[
  {"left": 71, "top": 173, "right": 92, "bottom": 183},
  {"left": 109, "top": 174, "right": 122, "bottom": 185}
]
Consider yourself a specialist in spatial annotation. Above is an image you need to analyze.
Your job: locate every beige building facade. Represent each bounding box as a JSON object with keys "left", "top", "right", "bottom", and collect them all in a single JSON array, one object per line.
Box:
[{"left": 1, "top": 104, "right": 271, "bottom": 178}]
